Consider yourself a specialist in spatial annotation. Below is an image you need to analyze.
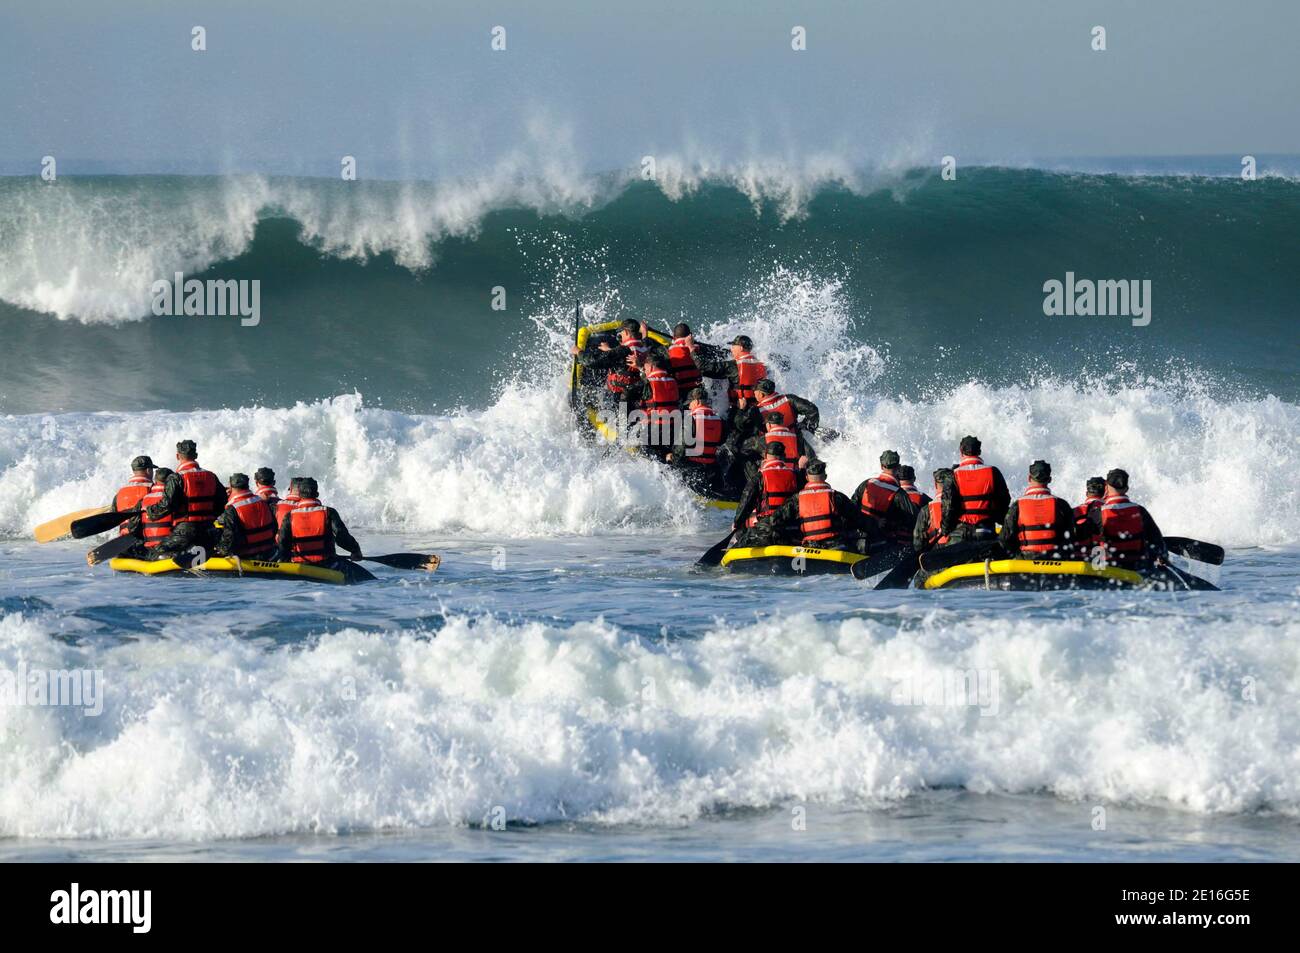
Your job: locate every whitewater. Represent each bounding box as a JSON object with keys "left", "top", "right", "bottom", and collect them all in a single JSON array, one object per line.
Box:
[{"left": 1, "top": 168, "right": 1298, "bottom": 860}]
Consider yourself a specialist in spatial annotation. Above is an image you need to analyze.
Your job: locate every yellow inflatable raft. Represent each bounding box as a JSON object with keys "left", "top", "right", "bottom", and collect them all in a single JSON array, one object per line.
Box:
[{"left": 572, "top": 319, "right": 737, "bottom": 511}]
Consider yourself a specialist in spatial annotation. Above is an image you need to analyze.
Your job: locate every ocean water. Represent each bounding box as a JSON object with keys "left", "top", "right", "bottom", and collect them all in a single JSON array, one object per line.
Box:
[{"left": 1, "top": 166, "right": 1298, "bottom": 861}]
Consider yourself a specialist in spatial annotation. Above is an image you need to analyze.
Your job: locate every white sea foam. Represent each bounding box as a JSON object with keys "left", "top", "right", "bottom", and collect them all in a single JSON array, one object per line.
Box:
[{"left": 1, "top": 603, "right": 1295, "bottom": 840}]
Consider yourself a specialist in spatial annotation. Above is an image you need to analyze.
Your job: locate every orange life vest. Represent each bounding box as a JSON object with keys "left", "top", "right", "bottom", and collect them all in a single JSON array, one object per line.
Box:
[
  {"left": 139, "top": 480, "right": 173, "bottom": 549},
  {"left": 176, "top": 460, "right": 220, "bottom": 524},
  {"left": 668, "top": 337, "right": 702, "bottom": 391},
  {"left": 859, "top": 472, "right": 909, "bottom": 542},
  {"left": 746, "top": 458, "right": 798, "bottom": 526},
  {"left": 1014, "top": 485, "right": 1069, "bottom": 554},
  {"left": 256, "top": 484, "right": 280, "bottom": 511},
  {"left": 900, "top": 481, "right": 930, "bottom": 507},
  {"left": 644, "top": 367, "right": 680, "bottom": 416},
  {"left": 287, "top": 499, "right": 335, "bottom": 564},
  {"left": 755, "top": 391, "right": 796, "bottom": 427},
  {"left": 1072, "top": 497, "right": 1102, "bottom": 551},
  {"left": 923, "top": 498, "right": 949, "bottom": 547},
  {"left": 953, "top": 455, "right": 997, "bottom": 527},
  {"left": 226, "top": 489, "right": 277, "bottom": 556},
  {"left": 796, "top": 483, "right": 839, "bottom": 544},
  {"left": 275, "top": 493, "right": 301, "bottom": 526},
  {"left": 728, "top": 353, "right": 767, "bottom": 405},
  {"left": 764, "top": 423, "right": 800, "bottom": 462},
  {"left": 1099, "top": 492, "right": 1148, "bottom": 567},
  {"left": 115, "top": 475, "right": 152, "bottom": 535},
  {"left": 686, "top": 405, "right": 724, "bottom": 465}
]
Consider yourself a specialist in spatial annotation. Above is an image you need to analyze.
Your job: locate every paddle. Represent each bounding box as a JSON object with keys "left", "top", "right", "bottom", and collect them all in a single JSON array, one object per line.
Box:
[
  {"left": 1164, "top": 537, "right": 1225, "bottom": 566},
  {"left": 1161, "top": 561, "right": 1220, "bottom": 592},
  {"left": 86, "top": 533, "right": 139, "bottom": 566},
  {"left": 71, "top": 509, "right": 133, "bottom": 539},
  {"left": 917, "top": 540, "right": 1000, "bottom": 574},
  {"left": 34, "top": 505, "right": 109, "bottom": 543},
  {"left": 696, "top": 531, "right": 736, "bottom": 567},
  {"left": 854, "top": 551, "right": 920, "bottom": 589},
  {"left": 569, "top": 299, "right": 581, "bottom": 411},
  {"left": 351, "top": 553, "right": 441, "bottom": 572}
]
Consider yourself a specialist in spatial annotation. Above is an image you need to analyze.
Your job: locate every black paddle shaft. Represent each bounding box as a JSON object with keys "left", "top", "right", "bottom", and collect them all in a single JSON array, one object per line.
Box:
[{"left": 71, "top": 509, "right": 133, "bottom": 539}]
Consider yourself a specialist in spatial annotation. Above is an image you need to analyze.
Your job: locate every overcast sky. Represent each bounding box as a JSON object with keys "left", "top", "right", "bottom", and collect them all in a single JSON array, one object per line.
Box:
[{"left": 3, "top": 0, "right": 1297, "bottom": 176}]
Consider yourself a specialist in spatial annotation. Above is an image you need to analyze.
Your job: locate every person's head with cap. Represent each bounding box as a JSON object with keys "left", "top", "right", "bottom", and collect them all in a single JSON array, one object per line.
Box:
[
  {"left": 764, "top": 411, "right": 785, "bottom": 427},
  {"left": 897, "top": 464, "right": 917, "bottom": 485},
  {"left": 228, "top": 472, "right": 250, "bottom": 491},
  {"left": 754, "top": 378, "right": 776, "bottom": 396},
  {"left": 175, "top": 439, "right": 198, "bottom": 462},
  {"left": 879, "top": 449, "right": 901, "bottom": 476},
  {"left": 959, "top": 435, "right": 982, "bottom": 458},
  {"left": 130, "top": 454, "right": 155, "bottom": 475},
  {"left": 254, "top": 467, "right": 276, "bottom": 487},
  {"left": 1028, "top": 460, "right": 1052, "bottom": 485},
  {"left": 764, "top": 441, "right": 787, "bottom": 460},
  {"left": 933, "top": 467, "right": 955, "bottom": 491},
  {"left": 730, "top": 334, "right": 753, "bottom": 357},
  {"left": 673, "top": 322, "right": 691, "bottom": 340},
  {"left": 297, "top": 477, "right": 319, "bottom": 499},
  {"left": 687, "top": 387, "right": 709, "bottom": 407},
  {"left": 1105, "top": 468, "right": 1129, "bottom": 494},
  {"left": 1085, "top": 476, "right": 1106, "bottom": 499},
  {"left": 805, "top": 459, "right": 828, "bottom": 482}
]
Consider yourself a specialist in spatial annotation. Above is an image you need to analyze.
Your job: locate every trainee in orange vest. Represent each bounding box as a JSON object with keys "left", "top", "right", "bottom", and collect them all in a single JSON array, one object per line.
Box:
[
  {"left": 796, "top": 484, "right": 839, "bottom": 544},
  {"left": 226, "top": 489, "right": 277, "bottom": 556},
  {"left": 114, "top": 475, "right": 152, "bottom": 536},
  {"left": 668, "top": 337, "right": 702, "bottom": 391},
  {"left": 746, "top": 458, "right": 798, "bottom": 526},
  {"left": 729, "top": 353, "right": 766, "bottom": 404},
  {"left": 1013, "top": 485, "right": 1069, "bottom": 555},
  {"left": 288, "top": 499, "right": 335, "bottom": 564}
]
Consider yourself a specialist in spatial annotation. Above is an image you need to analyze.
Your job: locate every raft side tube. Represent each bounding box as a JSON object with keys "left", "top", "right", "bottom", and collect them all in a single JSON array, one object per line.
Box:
[
  {"left": 922, "top": 558, "right": 1144, "bottom": 590},
  {"left": 720, "top": 544, "right": 866, "bottom": 575},
  {"left": 109, "top": 556, "right": 351, "bottom": 585}
]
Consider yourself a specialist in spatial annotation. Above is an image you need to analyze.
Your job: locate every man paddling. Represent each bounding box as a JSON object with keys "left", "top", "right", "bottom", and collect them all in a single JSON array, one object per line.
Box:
[
  {"left": 144, "top": 440, "right": 226, "bottom": 561},
  {"left": 999, "top": 460, "right": 1078, "bottom": 558},
  {"left": 214, "top": 473, "right": 278, "bottom": 559},
  {"left": 273, "top": 477, "right": 363, "bottom": 569},
  {"left": 940, "top": 435, "right": 1011, "bottom": 541},
  {"left": 1085, "top": 469, "right": 1167, "bottom": 570},
  {"left": 254, "top": 467, "right": 281, "bottom": 513},
  {"left": 764, "top": 460, "right": 876, "bottom": 549},
  {"left": 109, "top": 456, "right": 155, "bottom": 537},
  {"left": 912, "top": 468, "right": 958, "bottom": 555}
]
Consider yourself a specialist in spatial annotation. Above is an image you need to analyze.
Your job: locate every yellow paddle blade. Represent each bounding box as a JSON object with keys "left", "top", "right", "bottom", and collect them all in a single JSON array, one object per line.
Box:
[{"left": 33, "top": 505, "right": 110, "bottom": 543}]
